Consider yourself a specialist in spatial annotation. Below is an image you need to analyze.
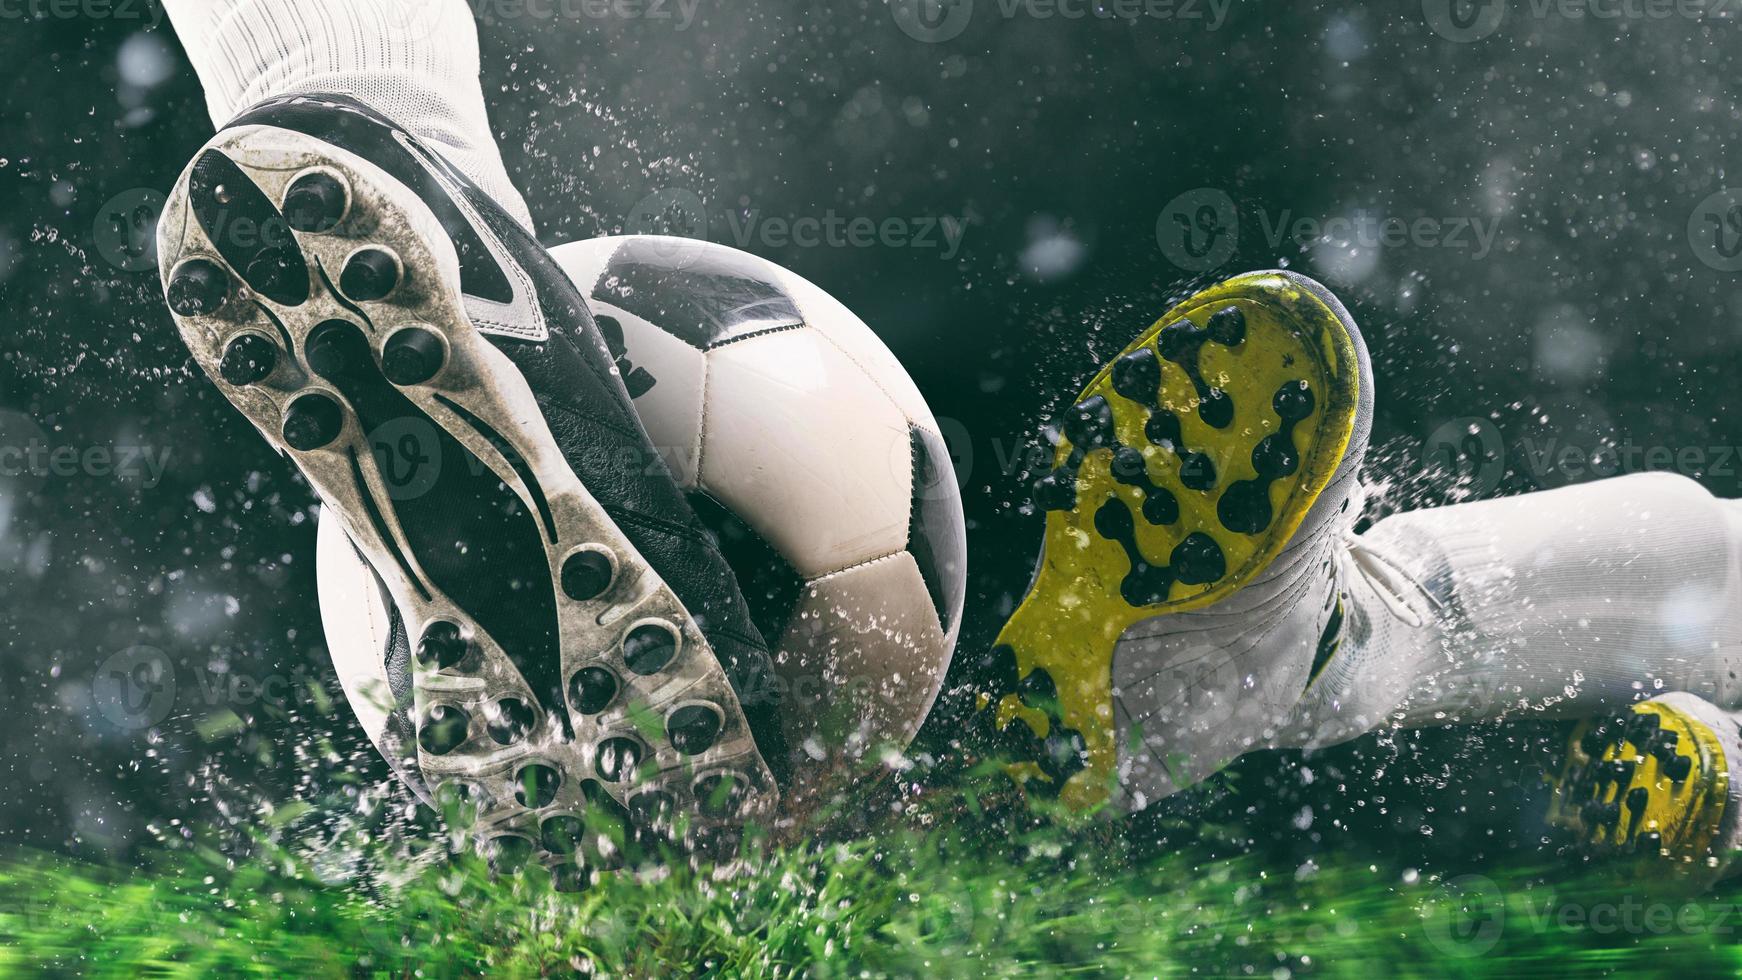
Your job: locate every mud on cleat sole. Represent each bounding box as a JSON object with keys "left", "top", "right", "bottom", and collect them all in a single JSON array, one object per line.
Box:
[
  {"left": 157, "top": 126, "right": 777, "bottom": 870},
  {"left": 984, "top": 271, "right": 1364, "bottom": 808},
  {"left": 1546, "top": 696, "right": 1732, "bottom": 873}
]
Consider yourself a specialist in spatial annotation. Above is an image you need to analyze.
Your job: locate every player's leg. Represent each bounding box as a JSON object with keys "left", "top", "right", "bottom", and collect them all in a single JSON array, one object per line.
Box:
[
  {"left": 160, "top": 0, "right": 534, "bottom": 232},
  {"left": 1291, "top": 473, "right": 1742, "bottom": 877},
  {"left": 1294, "top": 471, "right": 1742, "bottom": 739},
  {"left": 155, "top": 0, "right": 791, "bottom": 874}
]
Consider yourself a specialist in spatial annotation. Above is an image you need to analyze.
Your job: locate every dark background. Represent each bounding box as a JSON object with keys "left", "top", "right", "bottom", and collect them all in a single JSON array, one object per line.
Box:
[{"left": 1, "top": 0, "right": 1737, "bottom": 867}]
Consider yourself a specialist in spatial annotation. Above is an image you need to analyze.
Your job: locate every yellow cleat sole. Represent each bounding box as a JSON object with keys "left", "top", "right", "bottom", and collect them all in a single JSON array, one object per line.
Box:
[
  {"left": 1548, "top": 701, "right": 1730, "bottom": 868},
  {"left": 982, "top": 271, "right": 1363, "bottom": 808}
]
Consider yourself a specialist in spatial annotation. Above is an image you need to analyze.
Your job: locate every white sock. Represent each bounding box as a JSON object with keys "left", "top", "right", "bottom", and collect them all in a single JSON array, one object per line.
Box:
[
  {"left": 160, "top": 0, "right": 535, "bottom": 234},
  {"left": 1292, "top": 472, "right": 1742, "bottom": 746}
]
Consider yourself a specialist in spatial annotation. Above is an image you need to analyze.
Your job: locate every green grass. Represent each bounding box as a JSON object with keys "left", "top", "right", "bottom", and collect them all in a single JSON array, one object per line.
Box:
[{"left": 3, "top": 768, "right": 1741, "bottom": 977}]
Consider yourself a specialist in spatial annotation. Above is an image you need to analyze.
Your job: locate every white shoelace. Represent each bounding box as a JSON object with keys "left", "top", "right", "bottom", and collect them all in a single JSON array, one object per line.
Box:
[{"left": 1342, "top": 530, "right": 1442, "bottom": 629}]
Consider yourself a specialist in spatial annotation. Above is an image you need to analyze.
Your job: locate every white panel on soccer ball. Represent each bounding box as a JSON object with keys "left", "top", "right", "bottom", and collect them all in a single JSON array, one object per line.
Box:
[
  {"left": 548, "top": 238, "right": 617, "bottom": 298},
  {"left": 315, "top": 513, "right": 397, "bottom": 754},
  {"left": 775, "top": 267, "right": 937, "bottom": 428},
  {"left": 773, "top": 552, "right": 952, "bottom": 758},
  {"left": 700, "top": 328, "right": 915, "bottom": 577}
]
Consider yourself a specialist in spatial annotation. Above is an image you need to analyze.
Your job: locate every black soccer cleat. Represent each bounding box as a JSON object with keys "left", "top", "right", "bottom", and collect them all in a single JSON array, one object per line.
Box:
[{"left": 157, "top": 94, "right": 789, "bottom": 875}]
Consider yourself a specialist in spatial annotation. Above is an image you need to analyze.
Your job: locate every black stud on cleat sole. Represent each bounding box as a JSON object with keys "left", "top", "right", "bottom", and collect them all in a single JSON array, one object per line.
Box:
[
  {"left": 281, "top": 393, "right": 344, "bottom": 451},
  {"left": 246, "top": 245, "right": 307, "bottom": 300},
  {"left": 514, "top": 764, "right": 560, "bottom": 808},
  {"left": 416, "top": 621, "right": 468, "bottom": 670},
  {"left": 282, "top": 170, "right": 350, "bottom": 233},
  {"left": 487, "top": 835, "right": 534, "bottom": 873},
  {"left": 1207, "top": 306, "right": 1246, "bottom": 346},
  {"left": 1664, "top": 754, "right": 1693, "bottom": 782},
  {"left": 541, "top": 815, "right": 585, "bottom": 855},
  {"left": 1032, "top": 470, "right": 1077, "bottom": 513},
  {"left": 419, "top": 705, "right": 470, "bottom": 756},
  {"left": 667, "top": 704, "right": 725, "bottom": 755},
  {"left": 1063, "top": 395, "right": 1115, "bottom": 449},
  {"left": 382, "top": 326, "right": 446, "bottom": 385},
  {"left": 1111, "top": 348, "right": 1162, "bottom": 406},
  {"left": 569, "top": 666, "right": 619, "bottom": 714},
  {"left": 1170, "top": 532, "right": 1227, "bottom": 585},
  {"left": 304, "top": 319, "right": 362, "bottom": 379},
  {"left": 1178, "top": 452, "right": 1217, "bottom": 491},
  {"left": 595, "top": 737, "right": 644, "bottom": 782},
  {"left": 219, "top": 334, "right": 278, "bottom": 386},
  {"left": 486, "top": 697, "right": 537, "bottom": 745},
  {"left": 339, "top": 246, "right": 402, "bottom": 301},
  {"left": 623, "top": 623, "right": 679, "bottom": 675},
  {"left": 1196, "top": 389, "right": 1235, "bottom": 429},
  {"left": 166, "top": 258, "right": 230, "bottom": 316},
  {"left": 560, "top": 549, "right": 615, "bottom": 601}
]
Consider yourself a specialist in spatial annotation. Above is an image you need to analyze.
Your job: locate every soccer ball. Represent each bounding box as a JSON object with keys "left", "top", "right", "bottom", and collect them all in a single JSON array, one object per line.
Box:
[{"left": 317, "top": 236, "right": 966, "bottom": 801}]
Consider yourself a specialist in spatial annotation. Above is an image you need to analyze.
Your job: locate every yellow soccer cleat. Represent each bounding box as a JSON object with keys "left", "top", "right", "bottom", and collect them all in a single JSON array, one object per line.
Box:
[
  {"left": 976, "top": 270, "right": 1371, "bottom": 810},
  {"left": 1548, "top": 692, "right": 1742, "bottom": 880}
]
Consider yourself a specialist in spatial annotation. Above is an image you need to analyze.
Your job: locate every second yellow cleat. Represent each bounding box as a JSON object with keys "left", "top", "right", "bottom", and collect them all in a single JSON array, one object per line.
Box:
[{"left": 979, "top": 270, "right": 1371, "bottom": 809}]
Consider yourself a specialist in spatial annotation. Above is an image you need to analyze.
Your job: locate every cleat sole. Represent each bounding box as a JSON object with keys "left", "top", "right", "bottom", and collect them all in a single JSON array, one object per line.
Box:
[
  {"left": 158, "top": 125, "right": 776, "bottom": 869},
  {"left": 985, "top": 271, "right": 1362, "bottom": 807},
  {"left": 1547, "top": 700, "right": 1730, "bottom": 869}
]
